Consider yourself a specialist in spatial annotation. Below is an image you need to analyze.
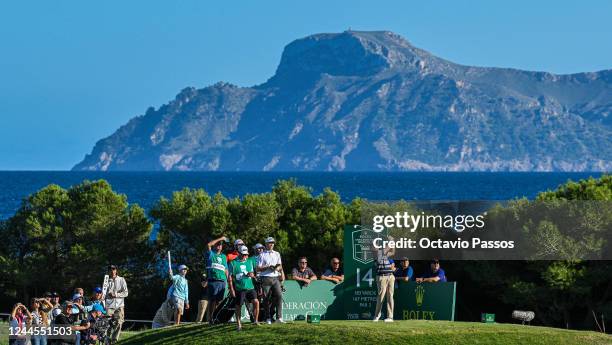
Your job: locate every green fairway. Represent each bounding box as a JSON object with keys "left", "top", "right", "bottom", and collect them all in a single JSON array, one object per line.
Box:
[{"left": 116, "top": 320, "right": 611, "bottom": 345}]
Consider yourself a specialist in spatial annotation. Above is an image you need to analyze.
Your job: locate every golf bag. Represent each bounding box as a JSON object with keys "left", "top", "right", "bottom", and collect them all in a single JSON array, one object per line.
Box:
[{"left": 211, "top": 295, "right": 237, "bottom": 324}]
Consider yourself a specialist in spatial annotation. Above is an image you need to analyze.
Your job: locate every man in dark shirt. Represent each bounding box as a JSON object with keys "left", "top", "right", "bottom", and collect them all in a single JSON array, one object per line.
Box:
[
  {"left": 51, "top": 303, "right": 79, "bottom": 345},
  {"left": 196, "top": 274, "right": 209, "bottom": 323},
  {"left": 416, "top": 259, "right": 447, "bottom": 283},
  {"left": 321, "top": 258, "right": 344, "bottom": 284},
  {"left": 291, "top": 257, "right": 317, "bottom": 287},
  {"left": 394, "top": 257, "right": 413, "bottom": 282},
  {"left": 79, "top": 304, "right": 105, "bottom": 345}
]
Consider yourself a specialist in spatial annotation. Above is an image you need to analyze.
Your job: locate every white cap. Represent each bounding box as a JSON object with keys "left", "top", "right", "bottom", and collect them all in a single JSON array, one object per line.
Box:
[
  {"left": 265, "top": 237, "right": 275, "bottom": 243},
  {"left": 178, "top": 264, "right": 188, "bottom": 271},
  {"left": 238, "top": 245, "right": 249, "bottom": 255},
  {"left": 254, "top": 243, "right": 264, "bottom": 249},
  {"left": 234, "top": 239, "right": 244, "bottom": 246}
]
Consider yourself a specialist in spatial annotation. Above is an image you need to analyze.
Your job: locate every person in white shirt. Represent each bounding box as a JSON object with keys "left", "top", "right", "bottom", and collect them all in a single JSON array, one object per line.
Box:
[
  {"left": 104, "top": 264, "right": 128, "bottom": 343},
  {"left": 256, "top": 237, "right": 285, "bottom": 324}
]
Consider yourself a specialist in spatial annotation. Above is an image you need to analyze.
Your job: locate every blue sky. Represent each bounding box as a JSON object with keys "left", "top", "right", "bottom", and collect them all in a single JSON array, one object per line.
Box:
[{"left": 1, "top": 1, "right": 611, "bottom": 170}]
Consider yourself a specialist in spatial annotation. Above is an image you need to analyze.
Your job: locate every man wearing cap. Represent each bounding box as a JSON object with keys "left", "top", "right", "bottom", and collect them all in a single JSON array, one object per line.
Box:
[
  {"left": 71, "top": 293, "right": 87, "bottom": 323},
  {"left": 416, "top": 259, "right": 447, "bottom": 283},
  {"left": 394, "top": 257, "right": 414, "bottom": 282},
  {"left": 206, "top": 236, "right": 229, "bottom": 323},
  {"left": 247, "top": 243, "right": 264, "bottom": 323},
  {"left": 227, "top": 239, "right": 245, "bottom": 263},
  {"left": 228, "top": 245, "right": 260, "bottom": 331},
  {"left": 74, "top": 288, "right": 90, "bottom": 306},
  {"left": 80, "top": 304, "right": 106, "bottom": 344},
  {"left": 251, "top": 243, "right": 264, "bottom": 271},
  {"left": 49, "top": 292, "right": 61, "bottom": 323},
  {"left": 51, "top": 302, "right": 75, "bottom": 345},
  {"left": 256, "top": 237, "right": 285, "bottom": 324},
  {"left": 52, "top": 302, "right": 91, "bottom": 345},
  {"left": 195, "top": 274, "right": 209, "bottom": 323},
  {"left": 372, "top": 241, "right": 395, "bottom": 322},
  {"left": 83, "top": 287, "right": 106, "bottom": 316},
  {"left": 168, "top": 264, "right": 190, "bottom": 325},
  {"left": 104, "top": 265, "right": 128, "bottom": 343},
  {"left": 41, "top": 292, "right": 55, "bottom": 327}
]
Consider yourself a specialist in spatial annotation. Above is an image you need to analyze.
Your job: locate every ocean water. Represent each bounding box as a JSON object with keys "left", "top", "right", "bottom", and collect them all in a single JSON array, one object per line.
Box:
[{"left": 0, "top": 171, "right": 602, "bottom": 220}]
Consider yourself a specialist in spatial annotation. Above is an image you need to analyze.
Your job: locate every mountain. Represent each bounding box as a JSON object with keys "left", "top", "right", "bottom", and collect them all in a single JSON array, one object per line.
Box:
[{"left": 73, "top": 31, "right": 612, "bottom": 172}]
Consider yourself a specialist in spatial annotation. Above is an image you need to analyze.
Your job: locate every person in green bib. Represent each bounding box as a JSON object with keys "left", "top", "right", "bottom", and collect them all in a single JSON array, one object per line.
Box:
[
  {"left": 206, "top": 236, "right": 229, "bottom": 324},
  {"left": 229, "top": 245, "right": 260, "bottom": 331}
]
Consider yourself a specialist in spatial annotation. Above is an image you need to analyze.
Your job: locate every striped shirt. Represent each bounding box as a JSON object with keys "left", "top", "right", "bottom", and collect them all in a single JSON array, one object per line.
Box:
[{"left": 375, "top": 253, "right": 395, "bottom": 276}]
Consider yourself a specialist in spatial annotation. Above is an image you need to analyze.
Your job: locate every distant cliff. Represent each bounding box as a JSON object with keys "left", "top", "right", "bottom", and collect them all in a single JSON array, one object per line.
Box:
[{"left": 73, "top": 31, "right": 612, "bottom": 171}]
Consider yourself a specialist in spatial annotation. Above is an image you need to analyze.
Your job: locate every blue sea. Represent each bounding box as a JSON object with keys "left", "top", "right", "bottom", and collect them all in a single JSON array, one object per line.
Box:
[{"left": 0, "top": 171, "right": 603, "bottom": 220}]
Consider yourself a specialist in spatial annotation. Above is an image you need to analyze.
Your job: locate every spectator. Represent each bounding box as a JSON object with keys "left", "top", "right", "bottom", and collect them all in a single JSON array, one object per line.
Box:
[
  {"left": 248, "top": 243, "right": 264, "bottom": 323},
  {"left": 195, "top": 274, "right": 209, "bottom": 323},
  {"left": 9, "top": 303, "right": 31, "bottom": 345},
  {"left": 52, "top": 302, "right": 90, "bottom": 345},
  {"left": 50, "top": 292, "right": 61, "bottom": 322},
  {"left": 206, "top": 236, "right": 230, "bottom": 324},
  {"left": 372, "top": 242, "right": 395, "bottom": 322},
  {"left": 83, "top": 287, "right": 105, "bottom": 313},
  {"left": 79, "top": 304, "right": 106, "bottom": 344},
  {"left": 257, "top": 237, "right": 286, "bottom": 324},
  {"left": 74, "top": 288, "right": 92, "bottom": 307},
  {"left": 71, "top": 293, "right": 87, "bottom": 323},
  {"left": 321, "top": 258, "right": 344, "bottom": 284},
  {"left": 394, "top": 257, "right": 413, "bottom": 282},
  {"left": 229, "top": 245, "right": 260, "bottom": 331},
  {"left": 251, "top": 243, "right": 264, "bottom": 273},
  {"left": 416, "top": 259, "right": 447, "bottom": 283},
  {"left": 227, "top": 239, "right": 245, "bottom": 263},
  {"left": 104, "top": 264, "right": 128, "bottom": 343},
  {"left": 29, "top": 298, "right": 50, "bottom": 345},
  {"left": 41, "top": 293, "right": 54, "bottom": 326},
  {"left": 292, "top": 257, "right": 317, "bottom": 287},
  {"left": 168, "top": 264, "right": 190, "bottom": 325}
]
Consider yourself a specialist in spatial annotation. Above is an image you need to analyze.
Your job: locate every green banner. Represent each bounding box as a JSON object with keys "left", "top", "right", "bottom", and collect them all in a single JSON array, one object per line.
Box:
[
  {"left": 393, "top": 281, "right": 456, "bottom": 320},
  {"left": 342, "top": 224, "right": 387, "bottom": 319},
  {"left": 281, "top": 280, "right": 344, "bottom": 321},
  {"left": 342, "top": 225, "right": 456, "bottom": 321}
]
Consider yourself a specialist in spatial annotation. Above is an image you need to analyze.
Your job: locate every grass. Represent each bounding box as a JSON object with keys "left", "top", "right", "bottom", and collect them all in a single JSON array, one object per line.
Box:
[
  {"left": 1, "top": 320, "right": 609, "bottom": 345},
  {"left": 116, "top": 320, "right": 612, "bottom": 345}
]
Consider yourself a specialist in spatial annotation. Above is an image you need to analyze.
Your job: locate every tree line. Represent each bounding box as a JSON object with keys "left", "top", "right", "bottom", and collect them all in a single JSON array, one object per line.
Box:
[{"left": 0, "top": 176, "right": 609, "bottom": 329}]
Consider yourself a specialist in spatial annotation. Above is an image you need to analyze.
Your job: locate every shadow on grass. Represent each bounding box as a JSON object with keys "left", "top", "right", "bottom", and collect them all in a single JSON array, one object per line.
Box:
[{"left": 119, "top": 323, "right": 235, "bottom": 345}]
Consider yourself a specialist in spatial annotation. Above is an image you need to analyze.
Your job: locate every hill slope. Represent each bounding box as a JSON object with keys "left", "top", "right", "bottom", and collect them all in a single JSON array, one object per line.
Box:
[
  {"left": 117, "top": 321, "right": 611, "bottom": 345},
  {"left": 74, "top": 31, "right": 612, "bottom": 172}
]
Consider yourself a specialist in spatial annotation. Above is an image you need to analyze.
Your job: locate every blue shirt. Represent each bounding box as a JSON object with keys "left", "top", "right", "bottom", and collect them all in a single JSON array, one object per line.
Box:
[
  {"left": 83, "top": 300, "right": 105, "bottom": 313},
  {"left": 424, "top": 268, "right": 447, "bottom": 282},
  {"left": 394, "top": 266, "right": 413, "bottom": 280},
  {"left": 171, "top": 274, "right": 189, "bottom": 303}
]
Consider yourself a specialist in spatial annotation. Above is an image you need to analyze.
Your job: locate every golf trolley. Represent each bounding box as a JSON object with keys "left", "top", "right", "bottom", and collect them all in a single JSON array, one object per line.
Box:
[{"left": 82, "top": 315, "right": 118, "bottom": 345}]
